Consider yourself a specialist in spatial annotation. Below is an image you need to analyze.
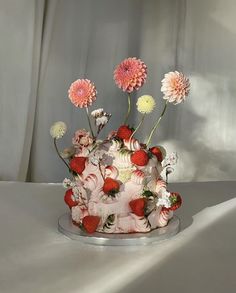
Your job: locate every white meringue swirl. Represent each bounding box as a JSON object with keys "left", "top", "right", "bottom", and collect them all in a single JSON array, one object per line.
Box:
[
  {"left": 83, "top": 173, "right": 98, "bottom": 190},
  {"left": 105, "top": 165, "right": 119, "bottom": 179},
  {"left": 131, "top": 170, "right": 145, "bottom": 185},
  {"left": 109, "top": 139, "right": 122, "bottom": 152},
  {"left": 124, "top": 138, "right": 141, "bottom": 151}
]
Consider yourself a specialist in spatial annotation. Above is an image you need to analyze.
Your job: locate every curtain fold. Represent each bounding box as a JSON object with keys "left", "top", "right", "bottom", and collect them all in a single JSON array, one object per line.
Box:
[{"left": 1, "top": 0, "right": 236, "bottom": 182}]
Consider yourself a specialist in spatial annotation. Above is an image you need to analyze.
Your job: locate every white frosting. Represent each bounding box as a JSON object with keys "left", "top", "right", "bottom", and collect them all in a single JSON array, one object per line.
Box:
[{"left": 67, "top": 140, "right": 175, "bottom": 233}]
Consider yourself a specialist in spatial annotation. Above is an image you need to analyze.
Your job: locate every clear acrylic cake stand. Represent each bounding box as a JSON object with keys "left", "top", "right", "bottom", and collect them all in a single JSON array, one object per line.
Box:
[{"left": 58, "top": 213, "right": 180, "bottom": 246}]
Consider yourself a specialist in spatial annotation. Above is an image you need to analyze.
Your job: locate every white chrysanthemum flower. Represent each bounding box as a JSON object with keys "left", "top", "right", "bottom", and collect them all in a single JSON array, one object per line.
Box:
[
  {"left": 50, "top": 121, "right": 67, "bottom": 139},
  {"left": 91, "top": 108, "right": 104, "bottom": 118},
  {"left": 157, "top": 190, "right": 171, "bottom": 208},
  {"left": 136, "top": 95, "right": 156, "bottom": 114},
  {"left": 62, "top": 178, "right": 72, "bottom": 188},
  {"left": 96, "top": 116, "right": 109, "bottom": 126},
  {"left": 163, "top": 152, "right": 178, "bottom": 166}
]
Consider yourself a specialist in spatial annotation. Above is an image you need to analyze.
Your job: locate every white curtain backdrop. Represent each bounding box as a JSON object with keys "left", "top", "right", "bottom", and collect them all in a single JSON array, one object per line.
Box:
[{"left": 0, "top": 0, "right": 236, "bottom": 183}]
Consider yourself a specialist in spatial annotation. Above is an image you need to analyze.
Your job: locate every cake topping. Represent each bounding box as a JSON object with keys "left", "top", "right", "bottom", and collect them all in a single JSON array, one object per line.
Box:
[
  {"left": 129, "top": 198, "right": 146, "bottom": 217},
  {"left": 102, "top": 177, "right": 120, "bottom": 197},
  {"left": 123, "top": 138, "right": 141, "bottom": 151},
  {"left": 116, "top": 125, "right": 133, "bottom": 140},
  {"left": 131, "top": 149, "right": 149, "bottom": 166},
  {"left": 64, "top": 189, "right": 78, "bottom": 208},
  {"left": 82, "top": 215, "right": 101, "bottom": 233},
  {"left": 105, "top": 166, "right": 119, "bottom": 179},
  {"left": 149, "top": 146, "right": 163, "bottom": 162},
  {"left": 131, "top": 170, "right": 145, "bottom": 185},
  {"left": 69, "top": 157, "right": 87, "bottom": 175}
]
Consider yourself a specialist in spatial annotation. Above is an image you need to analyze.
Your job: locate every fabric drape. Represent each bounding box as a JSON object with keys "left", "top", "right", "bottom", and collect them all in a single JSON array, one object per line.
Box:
[{"left": 0, "top": 0, "right": 236, "bottom": 182}]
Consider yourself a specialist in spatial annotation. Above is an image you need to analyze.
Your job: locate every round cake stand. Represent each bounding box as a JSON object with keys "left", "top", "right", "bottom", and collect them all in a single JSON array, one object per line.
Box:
[{"left": 58, "top": 213, "right": 180, "bottom": 246}]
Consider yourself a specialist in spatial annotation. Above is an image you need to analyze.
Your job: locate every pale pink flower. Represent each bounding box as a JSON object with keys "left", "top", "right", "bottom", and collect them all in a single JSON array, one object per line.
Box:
[
  {"left": 161, "top": 71, "right": 190, "bottom": 104},
  {"left": 68, "top": 79, "right": 97, "bottom": 108},
  {"left": 72, "top": 129, "right": 93, "bottom": 147},
  {"left": 114, "top": 57, "right": 147, "bottom": 93}
]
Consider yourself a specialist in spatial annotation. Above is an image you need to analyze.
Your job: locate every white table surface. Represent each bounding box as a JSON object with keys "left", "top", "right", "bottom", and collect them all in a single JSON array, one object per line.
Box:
[{"left": 0, "top": 181, "right": 236, "bottom": 293}]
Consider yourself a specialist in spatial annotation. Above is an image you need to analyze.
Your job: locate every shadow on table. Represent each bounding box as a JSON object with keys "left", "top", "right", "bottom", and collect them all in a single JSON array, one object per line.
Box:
[{"left": 115, "top": 205, "right": 236, "bottom": 293}]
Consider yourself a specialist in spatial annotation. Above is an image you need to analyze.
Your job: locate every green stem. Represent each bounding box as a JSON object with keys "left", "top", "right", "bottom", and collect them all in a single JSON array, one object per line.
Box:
[
  {"left": 131, "top": 114, "right": 146, "bottom": 139},
  {"left": 54, "top": 138, "right": 70, "bottom": 170},
  {"left": 146, "top": 101, "right": 168, "bottom": 147},
  {"left": 124, "top": 94, "right": 131, "bottom": 124},
  {"left": 85, "top": 107, "right": 95, "bottom": 138}
]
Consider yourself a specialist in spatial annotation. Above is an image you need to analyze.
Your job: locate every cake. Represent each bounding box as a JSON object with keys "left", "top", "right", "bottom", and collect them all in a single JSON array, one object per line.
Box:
[{"left": 50, "top": 57, "right": 190, "bottom": 234}]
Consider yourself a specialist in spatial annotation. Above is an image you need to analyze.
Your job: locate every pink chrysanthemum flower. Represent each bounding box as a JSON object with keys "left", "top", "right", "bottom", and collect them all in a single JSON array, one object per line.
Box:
[
  {"left": 161, "top": 71, "right": 190, "bottom": 104},
  {"left": 68, "top": 79, "right": 97, "bottom": 108},
  {"left": 114, "top": 57, "right": 147, "bottom": 93}
]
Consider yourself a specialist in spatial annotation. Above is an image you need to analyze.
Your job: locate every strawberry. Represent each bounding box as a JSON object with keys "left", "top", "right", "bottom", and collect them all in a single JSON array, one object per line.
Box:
[
  {"left": 162, "top": 192, "right": 182, "bottom": 212},
  {"left": 64, "top": 189, "right": 77, "bottom": 208},
  {"left": 169, "top": 192, "right": 182, "bottom": 211},
  {"left": 149, "top": 146, "right": 163, "bottom": 162},
  {"left": 116, "top": 125, "right": 133, "bottom": 140},
  {"left": 131, "top": 149, "right": 149, "bottom": 166},
  {"left": 70, "top": 156, "right": 86, "bottom": 174},
  {"left": 129, "top": 198, "right": 146, "bottom": 217},
  {"left": 82, "top": 215, "right": 100, "bottom": 233},
  {"left": 102, "top": 177, "right": 120, "bottom": 196}
]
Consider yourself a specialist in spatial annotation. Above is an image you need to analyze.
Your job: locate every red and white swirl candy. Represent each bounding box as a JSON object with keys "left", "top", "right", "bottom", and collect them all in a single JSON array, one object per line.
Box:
[
  {"left": 105, "top": 165, "right": 119, "bottom": 179},
  {"left": 156, "top": 209, "right": 173, "bottom": 227},
  {"left": 155, "top": 178, "right": 167, "bottom": 194},
  {"left": 117, "top": 151, "right": 132, "bottom": 168},
  {"left": 131, "top": 169, "right": 145, "bottom": 185},
  {"left": 123, "top": 138, "right": 141, "bottom": 151},
  {"left": 83, "top": 173, "right": 98, "bottom": 190}
]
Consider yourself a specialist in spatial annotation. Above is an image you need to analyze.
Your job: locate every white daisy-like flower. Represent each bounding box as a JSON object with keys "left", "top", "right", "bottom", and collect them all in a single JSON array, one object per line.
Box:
[
  {"left": 62, "top": 178, "right": 72, "bottom": 188},
  {"left": 91, "top": 108, "right": 104, "bottom": 118},
  {"left": 156, "top": 190, "right": 171, "bottom": 208},
  {"left": 50, "top": 121, "right": 67, "bottom": 139},
  {"left": 163, "top": 152, "right": 178, "bottom": 166},
  {"left": 96, "top": 116, "right": 109, "bottom": 126}
]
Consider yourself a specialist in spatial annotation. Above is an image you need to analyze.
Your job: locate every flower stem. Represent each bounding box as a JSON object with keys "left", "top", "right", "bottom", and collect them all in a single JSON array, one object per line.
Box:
[
  {"left": 124, "top": 94, "right": 131, "bottom": 124},
  {"left": 85, "top": 107, "right": 95, "bottom": 138},
  {"left": 146, "top": 101, "right": 168, "bottom": 147},
  {"left": 131, "top": 114, "right": 146, "bottom": 139},
  {"left": 53, "top": 138, "right": 70, "bottom": 170}
]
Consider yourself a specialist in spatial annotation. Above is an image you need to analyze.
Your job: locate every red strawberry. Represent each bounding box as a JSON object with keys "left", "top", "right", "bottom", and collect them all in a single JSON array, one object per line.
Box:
[
  {"left": 129, "top": 198, "right": 146, "bottom": 217},
  {"left": 64, "top": 189, "right": 77, "bottom": 208},
  {"left": 102, "top": 177, "right": 120, "bottom": 196},
  {"left": 70, "top": 157, "right": 86, "bottom": 174},
  {"left": 131, "top": 150, "right": 149, "bottom": 166},
  {"left": 149, "top": 146, "right": 163, "bottom": 162},
  {"left": 116, "top": 125, "right": 133, "bottom": 140},
  {"left": 170, "top": 192, "right": 182, "bottom": 211},
  {"left": 82, "top": 215, "right": 100, "bottom": 233},
  {"left": 162, "top": 192, "right": 182, "bottom": 212}
]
